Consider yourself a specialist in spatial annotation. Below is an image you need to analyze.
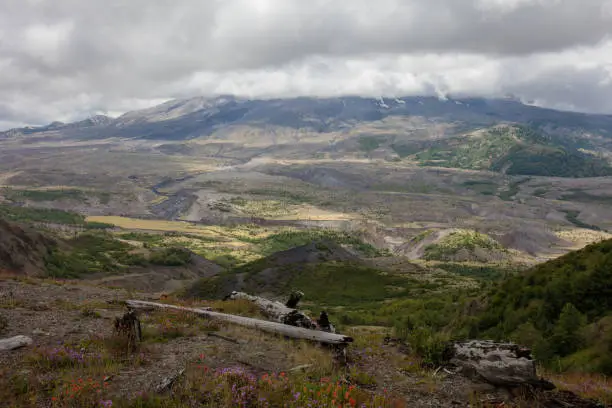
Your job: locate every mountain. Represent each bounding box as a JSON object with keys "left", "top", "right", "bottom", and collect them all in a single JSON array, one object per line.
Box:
[
  {"left": 1, "top": 115, "right": 114, "bottom": 138},
  {"left": 3, "top": 95, "right": 612, "bottom": 178},
  {"left": 469, "top": 237, "right": 612, "bottom": 373},
  {"left": 3, "top": 95, "right": 612, "bottom": 141}
]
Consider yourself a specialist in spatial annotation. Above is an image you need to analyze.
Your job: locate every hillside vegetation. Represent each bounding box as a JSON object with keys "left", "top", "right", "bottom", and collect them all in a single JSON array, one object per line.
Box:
[
  {"left": 423, "top": 230, "right": 507, "bottom": 262},
  {"left": 414, "top": 126, "right": 612, "bottom": 178},
  {"left": 470, "top": 238, "right": 612, "bottom": 374}
]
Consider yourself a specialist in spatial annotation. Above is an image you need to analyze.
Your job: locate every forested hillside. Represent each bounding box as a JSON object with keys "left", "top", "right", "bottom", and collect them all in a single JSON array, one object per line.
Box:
[
  {"left": 471, "top": 238, "right": 612, "bottom": 374},
  {"left": 415, "top": 126, "right": 612, "bottom": 177}
]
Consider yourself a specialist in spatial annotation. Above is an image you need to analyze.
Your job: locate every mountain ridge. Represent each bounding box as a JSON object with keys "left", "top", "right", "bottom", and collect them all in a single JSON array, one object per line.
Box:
[{"left": 4, "top": 95, "right": 612, "bottom": 138}]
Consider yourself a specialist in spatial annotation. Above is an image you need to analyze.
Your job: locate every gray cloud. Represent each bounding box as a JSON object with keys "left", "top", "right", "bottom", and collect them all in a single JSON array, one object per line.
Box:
[{"left": 1, "top": 0, "right": 612, "bottom": 128}]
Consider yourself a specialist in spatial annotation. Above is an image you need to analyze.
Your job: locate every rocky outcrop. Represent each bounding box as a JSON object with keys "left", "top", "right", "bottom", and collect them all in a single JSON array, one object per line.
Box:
[{"left": 446, "top": 340, "right": 554, "bottom": 389}]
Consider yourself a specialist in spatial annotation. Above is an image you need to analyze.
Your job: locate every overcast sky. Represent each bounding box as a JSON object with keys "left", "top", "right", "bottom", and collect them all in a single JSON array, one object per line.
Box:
[{"left": 1, "top": 0, "right": 612, "bottom": 129}]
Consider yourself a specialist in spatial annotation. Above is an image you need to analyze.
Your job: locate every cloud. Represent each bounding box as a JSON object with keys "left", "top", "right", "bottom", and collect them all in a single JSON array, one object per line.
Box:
[{"left": 1, "top": 0, "right": 612, "bottom": 128}]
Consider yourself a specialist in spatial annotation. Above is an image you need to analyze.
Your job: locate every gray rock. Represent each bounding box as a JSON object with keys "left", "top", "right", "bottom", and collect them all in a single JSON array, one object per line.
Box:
[
  {"left": 448, "top": 340, "right": 554, "bottom": 389},
  {"left": 0, "top": 335, "right": 33, "bottom": 351}
]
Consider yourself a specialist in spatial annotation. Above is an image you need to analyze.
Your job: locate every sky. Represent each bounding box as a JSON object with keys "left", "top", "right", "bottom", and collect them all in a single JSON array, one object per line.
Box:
[{"left": 1, "top": 0, "right": 612, "bottom": 129}]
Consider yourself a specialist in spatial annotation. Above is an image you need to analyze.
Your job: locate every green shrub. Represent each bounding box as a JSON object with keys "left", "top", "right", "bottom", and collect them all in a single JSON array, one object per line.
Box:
[
  {"left": 424, "top": 230, "right": 503, "bottom": 261},
  {"left": 44, "top": 232, "right": 131, "bottom": 277},
  {"left": 0, "top": 204, "right": 85, "bottom": 225},
  {"left": 149, "top": 247, "right": 191, "bottom": 266}
]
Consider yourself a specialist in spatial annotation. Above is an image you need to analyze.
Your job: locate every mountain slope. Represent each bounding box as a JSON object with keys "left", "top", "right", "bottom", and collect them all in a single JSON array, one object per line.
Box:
[
  {"left": 4, "top": 96, "right": 612, "bottom": 142},
  {"left": 413, "top": 125, "right": 612, "bottom": 177},
  {"left": 184, "top": 240, "right": 362, "bottom": 299},
  {"left": 470, "top": 238, "right": 612, "bottom": 373},
  {"left": 3, "top": 95, "right": 612, "bottom": 179},
  {"left": 0, "top": 218, "right": 57, "bottom": 276}
]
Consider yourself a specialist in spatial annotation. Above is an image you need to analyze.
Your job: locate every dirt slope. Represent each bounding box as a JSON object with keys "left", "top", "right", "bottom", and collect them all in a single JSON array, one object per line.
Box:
[
  {"left": 1, "top": 278, "right": 605, "bottom": 407},
  {"left": 0, "top": 218, "right": 56, "bottom": 276}
]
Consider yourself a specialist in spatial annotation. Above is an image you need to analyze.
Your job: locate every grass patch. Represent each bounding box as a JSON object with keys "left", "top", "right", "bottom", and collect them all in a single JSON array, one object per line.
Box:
[
  {"left": 561, "top": 210, "right": 602, "bottom": 231},
  {"left": 0, "top": 204, "right": 85, "bottom": 225},
  {"left": 358, "top": 136, "right": 382, "bottom": 152},
  {"left": 462, "top": 180, "right": 498, "bottom": 196},
  {"left": 423, "top": 230, "right": 504, "bottom": 261},
  {"left": 45, "top": 232, "right": 133, "bottom": 278},
  {"left": 245, "top": 188, "right": 317, "bottom": 205},
  {"left": 149, "top": 247, "right": 191, "bottom": 266},
  {"left": 227, "top": 198, "right": 296, "bottom": 217},
  {"left": 561, "top": 190, "right": 612, "bottom": 206},
  {"left": 498, "top": 178, "right": 531, "bottom": 201},
  {"left": 8, "top": 188, "right": 87, "bottom": 202},
  {"left": 533, "top": 188, "right": 548, "bottom": 197},
  {"left": 141, "top": 310, "right": 220, "bottom": 343},
  {"left": 253, "top": 230, "right": 385, "bottom": 257},
  {"left": 45, "top": 231, "right": 199, "bottom": 278},
  {"left": 5, "top": 188, "right": 112, "bottom": 204},
  {"left": 433, "top": 262, "right": 520, "bottom": 280},
  {"left": 546, "top": 371, "right": 612, "bottom": 405},
  {"left": 86, "top": 216, "right": 219, "bottom": 237},
  {"left": 106, "top": 360, "right": 401, "bottom": 407}
]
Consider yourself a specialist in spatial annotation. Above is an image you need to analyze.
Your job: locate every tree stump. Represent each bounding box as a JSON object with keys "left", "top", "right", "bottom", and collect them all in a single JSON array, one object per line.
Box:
[
  {"left": 316, "top": 311, "right": 336, "bottom": 333},
  {"left": 285, "top": 290, "right": 304, "bottom": 309},
  {"left": 114, "top": 310, "right": 142, "bottom": 352}
]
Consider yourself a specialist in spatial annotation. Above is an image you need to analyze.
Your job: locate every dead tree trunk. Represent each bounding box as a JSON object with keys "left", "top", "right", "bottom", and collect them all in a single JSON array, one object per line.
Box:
[
  {"left": 125, "top": 300, "right": 352, "bottom": 346},
  {"left": 446, "top": 340, "right": 554, "bottom": 390},
  {"left": 227, "top": 291, "right": 316, "bottom": 329},
  {"left": 114, "top": 310, "right": 142, "bottom": 352},
  {"left": 285, "top": 290, "right": 304, "bottom": 309}
]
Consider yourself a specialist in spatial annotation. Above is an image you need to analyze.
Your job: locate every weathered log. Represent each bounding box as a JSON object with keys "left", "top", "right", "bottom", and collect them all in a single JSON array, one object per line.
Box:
[
  {"left": 126, "top": 300, "right": 353, "bottom": 345},
  {"left": 227, "top": 291, "right": 315, "bottom": 329},
  {"left": 0, "top": 335, "right": 33, "bottom": 351},
  {"left": 447, "top": 340, "right": 555, "bottom": 389}
]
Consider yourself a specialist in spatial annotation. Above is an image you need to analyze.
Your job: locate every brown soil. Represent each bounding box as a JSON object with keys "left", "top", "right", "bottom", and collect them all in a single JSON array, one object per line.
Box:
[{"left": 1, "top": 278, "right": 605, "bottom": 407}]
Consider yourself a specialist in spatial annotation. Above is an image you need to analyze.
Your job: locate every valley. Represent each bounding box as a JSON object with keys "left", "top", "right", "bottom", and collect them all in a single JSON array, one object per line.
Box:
[{"left": 2, "top": 96, "right": 612, "bottom": 406}]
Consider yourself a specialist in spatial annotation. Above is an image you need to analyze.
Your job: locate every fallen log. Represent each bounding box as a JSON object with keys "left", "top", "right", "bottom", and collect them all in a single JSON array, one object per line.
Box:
[
  {"left": 126, "top": 300, "right": 353, "bottom": 345},
  {"left": 227, "top": 291, "right": 316, "bottom": 329},
  {"left": 446, "top": 340, "right": 555, "bottom": 390},
  {"left": 0, "top": 335, "right": 33, "bottom": 351}
]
